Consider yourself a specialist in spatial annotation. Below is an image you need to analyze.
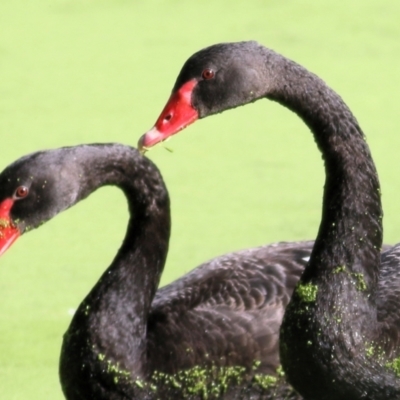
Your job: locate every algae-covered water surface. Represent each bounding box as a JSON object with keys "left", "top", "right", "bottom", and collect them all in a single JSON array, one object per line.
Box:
[{"left": 1, "top": 0, "right": 400, "bottom": 398}]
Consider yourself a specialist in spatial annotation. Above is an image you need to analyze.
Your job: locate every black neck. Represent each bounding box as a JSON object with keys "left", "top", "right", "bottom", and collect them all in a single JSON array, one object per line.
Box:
[
  {"left": 64, "top": 144, "right": 170, "bottom": 376},
  {"left": 268, "top": 51, "right": 399, "bottom": 398},
  {"left": 265, "top": 53, "right": 383, "bottom": 290}
]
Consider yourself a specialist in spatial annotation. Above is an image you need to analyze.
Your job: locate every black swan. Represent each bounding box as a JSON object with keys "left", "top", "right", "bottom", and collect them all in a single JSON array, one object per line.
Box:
[
  {"left": 138, "top": 41, "right": 400, "bottom": 398},
  {"left": 0, "top": 143, "right": 314, "bottom": 400}
]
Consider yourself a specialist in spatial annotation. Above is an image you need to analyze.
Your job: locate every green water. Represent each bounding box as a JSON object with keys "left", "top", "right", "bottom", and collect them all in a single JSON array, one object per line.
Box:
[{"left": 1, "top": 0, "right": 400, "bottom": 398}]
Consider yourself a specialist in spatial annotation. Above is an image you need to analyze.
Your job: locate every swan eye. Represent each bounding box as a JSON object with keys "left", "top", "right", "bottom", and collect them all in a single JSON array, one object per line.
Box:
[
  {"left": 201, "top": 68, "right": 215, "bottom": 80},
  {"left": 14, "top": 186, "right": 29, "bottom": 199}
]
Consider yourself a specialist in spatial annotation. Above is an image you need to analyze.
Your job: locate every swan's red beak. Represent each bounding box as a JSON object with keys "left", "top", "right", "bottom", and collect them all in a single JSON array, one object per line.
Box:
[
  {"left": 138, "top": 80, "right": 199, "bottom": 152},
  {"left": 0, "top": 198, "right": 20, "bottom": 256}
]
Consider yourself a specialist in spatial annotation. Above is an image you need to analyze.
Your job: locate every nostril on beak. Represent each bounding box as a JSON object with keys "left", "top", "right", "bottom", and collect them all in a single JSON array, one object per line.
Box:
[{"left": 164, "top": 114, "right": 172, "bottom": 122}]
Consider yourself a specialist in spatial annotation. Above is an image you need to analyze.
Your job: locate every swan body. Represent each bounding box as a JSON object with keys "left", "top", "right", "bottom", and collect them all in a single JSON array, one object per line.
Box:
[
  {"left": 0, "top": 143, "right": 309, "bottom": 399},
  {"left": 139, "top": 41, "right": 400, "bottom": 398}
]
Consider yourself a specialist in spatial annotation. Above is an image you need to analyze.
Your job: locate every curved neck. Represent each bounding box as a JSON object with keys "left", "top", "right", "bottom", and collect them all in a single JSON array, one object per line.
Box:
[
  {"left": 65, "top": 145, "right": 170, "bottom": 375},
  {"left": 265, "top": 55, "right": 383, "bottom": 290},
  {"left": 270, "top": 53, "right": 396, "bottom": 398}
]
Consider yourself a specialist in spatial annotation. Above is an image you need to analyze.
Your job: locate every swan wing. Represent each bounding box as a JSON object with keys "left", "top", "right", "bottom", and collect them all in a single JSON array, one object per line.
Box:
[{"left": 148, "top": 241, "right": 312, "bottom": 374}]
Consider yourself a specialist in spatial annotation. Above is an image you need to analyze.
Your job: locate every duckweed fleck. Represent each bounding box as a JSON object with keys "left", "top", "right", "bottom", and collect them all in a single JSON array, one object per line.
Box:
[
  {"left": 353, "top": 272, "right": 367, "bottom": 291},
  {"left": 94, "top": 350, "right": 284, "bottom": 399},
  {"left": 0, "top": 218, "right": 10, "bottom": 228},
  {"left": 253, "top": 374, "right": 277, "bottom": 390},
  {"left": 333, "top": 265, "right": 346, "bottom": 274},
  {"left": 296, "top": 282, "right": 318, "bottom": 303},
  {"left": 135, "top": 379, "right": 144, "bottom": 388},
  {"left": 386, "top": 358, "right": 400, "bottom": 376},
  {"left": 333, "top": 265, "right": 367, "bottom": 291}
]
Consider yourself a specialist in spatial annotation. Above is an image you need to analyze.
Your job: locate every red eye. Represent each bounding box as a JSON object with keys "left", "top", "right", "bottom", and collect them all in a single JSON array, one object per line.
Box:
[
  {"left": 15, "top": 186, "right": 29, "bottom": 199},
  {"left": 201, "top": 68, "right": 215, "bottom": 80}
]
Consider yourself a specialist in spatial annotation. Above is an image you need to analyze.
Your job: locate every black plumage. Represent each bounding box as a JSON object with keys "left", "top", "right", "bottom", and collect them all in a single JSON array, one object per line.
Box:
[
  {"left": 139, "top": 41, "right": 400, "bottom": 398},
  {"left": 0, "top": 144, "right": 309, "bottom": 399}
]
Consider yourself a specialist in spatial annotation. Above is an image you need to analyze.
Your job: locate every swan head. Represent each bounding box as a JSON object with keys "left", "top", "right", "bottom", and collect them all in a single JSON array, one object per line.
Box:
[
  {"left": 138, "top": 41, "right": 269, "bottom": 151},
  {"left": 0, "top": 148, "right": 84, "bottom": 256}
]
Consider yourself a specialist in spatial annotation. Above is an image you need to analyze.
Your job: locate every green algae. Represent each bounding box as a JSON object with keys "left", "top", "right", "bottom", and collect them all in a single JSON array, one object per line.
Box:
[
  {"left": 352, "top": 272, "right": 367, "bottom": 291},
  {"left": 95, "top": 351, "right": 133, "bottom": 386},
  {"left": 95, "top": 348, "right": 283, "bottom": 399},
  {"left": 151, "top": 364, "right": 248, "bottom": 399},
  {"left": 365, "top": 343, "right": 400, "bottom": 378},
  {"left": 333, "top": 265, "right": 346, "bottom": 274},
  {"left": 276, "top": 366, "right": 284, "bottom": 377},
  {"left": 364, "top": 341, "right": 386, "bottom": 366},
  {"left": 333, "top": 265, "right": 367, "bottom": 291},
  {"left": 386, "top": 358, "right": 400, "bottom": 376},
  {"left": 296, "top": 282, "right": 318, "bottom": 303},
  {"left": 252, "top": 360, "right": 261, "bottom": 370},
  {"left": 106, "top": 360, "right": 131, "bottom": 378},
  {"left": 0, "top": 218, "right": 10, "bottom": 232},
  {"left": 252, "top": 374, "right": 277, "bottom": 390},
  {"left": 365, "top": 344, "right": 375, "bottom": 358},
  {"left": 135, "top": 379, "right": 145, "bottom": 388},
  {"left": 150, "top": 362, "right": 285, "bottom": 398}
]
